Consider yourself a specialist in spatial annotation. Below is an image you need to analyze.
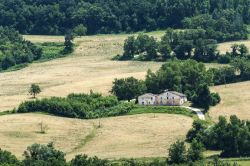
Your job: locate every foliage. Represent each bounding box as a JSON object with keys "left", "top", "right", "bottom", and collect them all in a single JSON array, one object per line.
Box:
[
  {"left": 70, "top": 154, "right": 108, "bottom": 166},
  {"left": 63, "top": 31, "right": 74, "bottom": 54},
  {"left": 145, "top": 60, "right": 217, "bottom": 109},
  {"left": 187, "top": 139, "right": 205, "bottom": 162},
  {"left": 22, "top": 143, "right": 67, "bottom": 166},
  {"left": 73, "top": 24, "right": 87, "bottom": 37},
  {"left": 0, "top": 0, "right": 249, "bottom": 35},
  {"left": 208, "top": 58, "right": 250, "bottom": 86},
  {"left": 0, "top": 27, "right": 42, "bottom": 71},
  {"left": 36, "top": 42, "right": 65, "bottom": 60},
  {"left": 111, "top": 77, "right": 147, "bottom": 101},
  {"left": 16, "top": 92, "right": 134, "bottom": 119},
  {"left": 29, "top": 84, "right": 41, "bottom": 98},
  {"left": 168, "top": 140, "right": 187, "bottom": 164},
  {"left": 0, "top": 149, "right": 19, "bottom": 165},
  {"left": 0, "top": 143, "right": 243, "bottom": 166},
  {"left": 187, "top": 115, "right": 250, "bottom": 158}
]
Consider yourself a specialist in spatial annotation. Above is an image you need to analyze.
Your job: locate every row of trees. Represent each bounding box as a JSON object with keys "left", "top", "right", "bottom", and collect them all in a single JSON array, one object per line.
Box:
[
  {"left": 208, "top": 57, "right": 250, "bottom": 85},
  {"left": 16, "top": 92, "right": 134, "bottom": 119},
  {"left": 111, "top": 60, "right": 221, "bottom": 110},
  {"left": 0, "top": 143, "right": 108, "bottom": 166},
  {"left": 0, "top": 0, "right": 249, "bottom": 35},
  {"left": 118, "top": 28, "right": 249, "bottom": 62},
  {"left": 187, "top": 115, "right": 250, "bottom": 157},
  {"left": 0, "top": 142, "right": 238, "bottom": 166}
]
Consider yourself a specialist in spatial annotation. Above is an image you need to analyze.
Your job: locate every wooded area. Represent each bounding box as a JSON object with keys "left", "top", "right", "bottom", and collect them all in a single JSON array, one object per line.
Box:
[{"left": 0, "top": 0, "right": 249, "bottom": 35}]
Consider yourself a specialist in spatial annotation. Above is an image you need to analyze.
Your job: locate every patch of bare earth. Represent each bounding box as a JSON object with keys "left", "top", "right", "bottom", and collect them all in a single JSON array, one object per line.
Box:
[{"left": 210, "top": 81, "right": 250, "bottom": 121}]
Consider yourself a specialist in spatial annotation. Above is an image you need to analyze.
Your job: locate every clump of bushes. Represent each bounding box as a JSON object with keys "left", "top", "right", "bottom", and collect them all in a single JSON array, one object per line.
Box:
[
  {"left": 0, "top": 27, "right": 42, "bottom": 71},
  {"left": 16, "top": 92, "right": 134, "bottom": 119}
]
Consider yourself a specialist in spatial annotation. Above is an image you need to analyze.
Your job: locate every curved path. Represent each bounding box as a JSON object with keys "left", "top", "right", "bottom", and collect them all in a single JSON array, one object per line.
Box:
[{"left": 182, "top": 106, "right": 205, "bottom": 120}]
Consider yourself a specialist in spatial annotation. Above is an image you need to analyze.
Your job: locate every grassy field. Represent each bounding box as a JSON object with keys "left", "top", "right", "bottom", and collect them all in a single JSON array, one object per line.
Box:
[
  {"left": 128, "top": 105, "right": 196, "bottom": 118},
  {"left": 0, "top": 31, "right": 246, "bottom": 112},
  {"left": 210, "top": 81, "right": 250, "bottom": 121},
  {"left": 0, "top": 113, "right": 193, "bottom": 160},
  {"left": 0, "top": 33, "right": 164, "bottom": 112},
  {"left": 217, "top": 40, "right": 250, "bottom": 54}
]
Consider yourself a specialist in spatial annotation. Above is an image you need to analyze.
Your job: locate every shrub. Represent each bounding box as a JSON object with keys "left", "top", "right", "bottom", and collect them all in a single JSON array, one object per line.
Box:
[
  {"left": 210, "top": 93, "right": 221, "bottom": 106},
  {"left": 168, "top": 140, "right": 187, "bottom": 164},
  {"left": 16, "top": 92, "right": 133, "bottom": 119}
]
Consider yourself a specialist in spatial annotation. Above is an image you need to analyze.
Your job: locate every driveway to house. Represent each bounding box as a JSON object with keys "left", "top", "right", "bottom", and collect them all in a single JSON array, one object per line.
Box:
[{"left": 182, "top": 106, "right": 205, "bottom": 120}]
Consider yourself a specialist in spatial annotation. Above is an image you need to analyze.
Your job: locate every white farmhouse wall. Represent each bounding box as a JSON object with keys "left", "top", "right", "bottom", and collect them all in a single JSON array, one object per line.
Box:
[{"left": 138, "top": 94, "right": 156, "bottom": 105}]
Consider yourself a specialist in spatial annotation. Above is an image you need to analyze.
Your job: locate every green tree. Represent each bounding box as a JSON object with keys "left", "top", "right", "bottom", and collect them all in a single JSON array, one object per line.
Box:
[
  {"left": 63, "top": 31, "right": 74, "bottom": 54},
  {"left": 123, "top": 36, "right": 136, "bottom": 59},
  {"left": 168, "top": 140, "right": 187, "bottom": 164},
  {"left": 0, "top": 149, "right": 19, "bottom": 165},
  {"left": 111, "top": 77, "right": 146, "bottom": 101},
  {"left": 1, "top": 56, "right": 15, "bottom": 70},
  {"left": 192, "top": 84, "right": 212, "bottom": 111},
  {"left": 70, "top": 155, "right": 108, "bottom": 166},
  {"left": 73, "top": 24, "right": 87, "bottom": 37},
  {"left": 186, "top": 120, "right": 208, "bottom": 143},
  {"left": 187, "top": 139, "right": 205, "bottom": 162},
  {"left": 158, "top": 42, "right": 172, "bottom": 60},
  {"left": 22, "top": 143, "right": 67, "bottom": 166},
  {"left": 29, "top": 84, "right": 41, "bottom": 98}
]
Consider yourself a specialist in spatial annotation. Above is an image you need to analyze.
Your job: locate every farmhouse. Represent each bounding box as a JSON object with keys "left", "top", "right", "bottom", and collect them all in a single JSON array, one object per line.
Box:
[
  {"left": 137, "top": 93, "right": 157, "bottom": 105},
  {"left": 138, "top": 91, "right": 187, "bottom": 106}
]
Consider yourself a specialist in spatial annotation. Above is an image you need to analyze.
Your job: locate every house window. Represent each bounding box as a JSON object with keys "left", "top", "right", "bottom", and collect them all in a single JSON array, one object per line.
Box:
[
  {"left": 167, "top": 97, "right": 169, "bottom": 100},
  {"left": 151, "top": 97, "right": 153, "bottom": 100},
  {"left": 172, "top": 97, "right": 174, "bottom": 99}
]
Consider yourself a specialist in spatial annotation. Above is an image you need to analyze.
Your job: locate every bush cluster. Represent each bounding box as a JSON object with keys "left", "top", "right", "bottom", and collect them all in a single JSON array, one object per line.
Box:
[{"left": 16, "top": 92, "right": 134, "bottom": 119}]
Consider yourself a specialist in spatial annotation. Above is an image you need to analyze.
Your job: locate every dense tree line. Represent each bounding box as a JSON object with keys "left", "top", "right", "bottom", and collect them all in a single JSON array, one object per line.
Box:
[
  {"left": 0, "top": 26, "right": 42, "bottom": 71},
  {"left": 16, "top": 92, "right": 134, "bottom": 119},
  {"left": 117, "top": 27, "right": 249, "bottom": 62},
  {"left": 0, "top": 0, "right": 249, "bottom": 35},
  {"left": 208, "top": 57, "right": 250, "bottom": 85},
  {"left": 187, "top": 115, "right": 250, "bottom": 158}
]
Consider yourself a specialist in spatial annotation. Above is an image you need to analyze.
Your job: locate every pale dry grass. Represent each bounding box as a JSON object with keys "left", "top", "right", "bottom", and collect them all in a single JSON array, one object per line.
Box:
[
  {"left": 0, "top": 113, "right": 93, "bottom": 159},
  {"left": 210, "top": 81, "right": 250, "bottom": 121},
  {"left": 0, "top": 34, "right": 163, "bottom": 112},
  {"left": 0, "top": 113, "right": 192, "bottom": 160},
  {"left": 217, "top": 40, "right": 250, "bottom": 54}
]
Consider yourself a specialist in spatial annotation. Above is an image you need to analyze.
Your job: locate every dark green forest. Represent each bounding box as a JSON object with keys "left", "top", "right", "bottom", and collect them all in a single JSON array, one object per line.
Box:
[{"left": 0, "top": 0, "right": 249, "bottom": 35}]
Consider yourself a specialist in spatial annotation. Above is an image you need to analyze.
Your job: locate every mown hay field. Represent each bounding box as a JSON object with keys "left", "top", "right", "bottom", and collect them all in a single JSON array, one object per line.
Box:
[
  {"left": 210, "top": 81, "right": 250, "bottom": 121},
  {"left": 2, "top": 32, "right": 248, "bottom": 112},
  {"left": 0, "top": 113, "right": 193, "bottom": 160},
  {"left": 0, "top": 33, "right": 164, "bottom": 112}
]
